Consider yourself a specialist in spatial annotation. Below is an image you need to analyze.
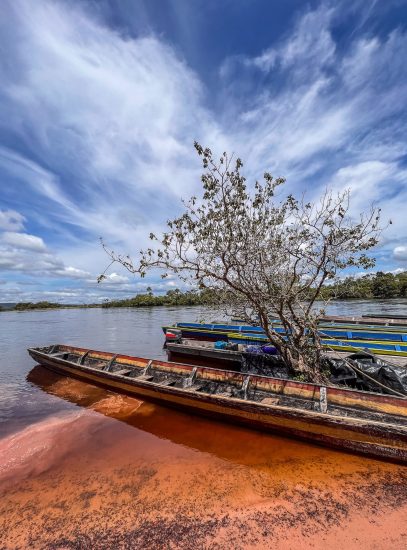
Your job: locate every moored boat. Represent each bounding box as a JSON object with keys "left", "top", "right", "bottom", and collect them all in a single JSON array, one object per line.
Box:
[
  {"left": 165, "top": 337, "right": 407, "bottom": 370},
  {"left": 321, "top": 315, "right": 407, "bottom": 326},
  {"left": 163, "top": 322, "right": 407, "bottom": 343},
  {"left": 28, "top": 344, "right": 407, "bottom": 463},
  {"left": 228, "top": 332, "right": 407, "bottom": 357}
]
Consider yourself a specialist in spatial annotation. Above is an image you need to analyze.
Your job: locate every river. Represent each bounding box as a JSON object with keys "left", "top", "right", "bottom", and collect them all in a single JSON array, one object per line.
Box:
[{"left": 0, "top": 301, "right": 406, "bottom": 548}]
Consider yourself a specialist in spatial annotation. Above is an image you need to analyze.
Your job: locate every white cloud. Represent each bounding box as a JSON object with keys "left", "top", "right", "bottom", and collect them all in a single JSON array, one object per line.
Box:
[
  {"left": 394, "top": 246, "right": 407, "bottom": 261},
  {"left": 0, "top": 0, "right": 225, "bottom": 251},
  {"left": 0, "top": 229, "right": 94, "bottom": 281},
  {"left": 0, "top": 147, "right": 75, "bottom": 213},
  {"left": 216, "top": 6, "right": 406, "bottom": 182},
  {"left": 0, "top": 209, "right": 26, "bottom": 231},
  {"left": 102, "top": 272, "right": 129, "bottom": 284},
  {"left": 54, "top": 266, "right": 91, "bottom": 279},
  {"left": 0, "top": 248, "right": 63, "bottom": 272},
  {"left": 1, "top": 231, "right": 47, "bottom": 252},
  {"left": 251, "top": 7, "right": 335, "bottom": 74}
]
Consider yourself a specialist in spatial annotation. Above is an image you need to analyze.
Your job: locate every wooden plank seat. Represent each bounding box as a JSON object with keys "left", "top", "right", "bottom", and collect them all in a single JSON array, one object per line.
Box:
[
  {"left": 185, "top": 384, "right": 204, "bottom": 392},
  {"left": 92, "top": 362, "right": 107, "bottom": 369},
  {"left": 114, "top": 368, "right": 134, "bottom": 376},
  {"left": 136, "top": 374, "right": 154, "bottom": 381},
  {"left": 261, "top": 397, "right": 280, "bottom": 406},
  {"left": 159, "top": 379, "right": 177, "bottom": 386}
]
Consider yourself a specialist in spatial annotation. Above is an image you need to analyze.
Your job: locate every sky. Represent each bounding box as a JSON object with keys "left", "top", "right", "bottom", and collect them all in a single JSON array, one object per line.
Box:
[{"left": 0, "top": 0, "right": 407, "bottom": 304}]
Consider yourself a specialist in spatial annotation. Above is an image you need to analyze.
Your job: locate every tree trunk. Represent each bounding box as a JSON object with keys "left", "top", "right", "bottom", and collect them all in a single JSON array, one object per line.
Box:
[{"left": 266, "top": 330, "right": 328, "bottom": 383}]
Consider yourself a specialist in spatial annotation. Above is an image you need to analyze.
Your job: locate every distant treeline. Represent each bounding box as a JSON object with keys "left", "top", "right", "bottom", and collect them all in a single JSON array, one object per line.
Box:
[
  {"left": 100, "top": 288, "right": 217, "bottom": 308},
  {"left": 12, "top": 301, "right": 96, "bottom": 311},
  {"left": 14, "top": 301, "right": 62, "bottom": 310},
  {"left": 10, "top": 289, "right": 217, "bottom": 311},
  {"left": 7, "top": 272, "right": 407, "bottom": 311},
  {"left": 321, "top": 271, "right": 407, "bottom": 300}
]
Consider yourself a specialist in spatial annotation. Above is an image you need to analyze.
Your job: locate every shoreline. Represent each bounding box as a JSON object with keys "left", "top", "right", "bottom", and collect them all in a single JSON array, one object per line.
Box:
[{"left": 2, "top": 296, "right": 407, "bottom": 313}]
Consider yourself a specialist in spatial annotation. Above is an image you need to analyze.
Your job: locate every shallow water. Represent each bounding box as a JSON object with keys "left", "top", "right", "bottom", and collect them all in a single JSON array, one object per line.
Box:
[{"left": 0, "top": 302, "right": 407, "bottom": 548}]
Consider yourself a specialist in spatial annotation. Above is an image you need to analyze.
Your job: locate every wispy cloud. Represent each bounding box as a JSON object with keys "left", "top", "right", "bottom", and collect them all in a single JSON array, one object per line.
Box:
[{"left": 0, "top": 0, "right": 406, "bottom": 302}]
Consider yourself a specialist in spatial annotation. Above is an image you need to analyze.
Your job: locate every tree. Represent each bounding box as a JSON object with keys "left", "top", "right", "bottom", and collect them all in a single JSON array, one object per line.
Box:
[
  {"left": 371, "top": 272, "right": 398, "bottom": 298},
  {"left": 100, "top": 143, "right": 382, "bottom": 381},
  {"left": 397, "top": 272, "right": 407, "bottom": 297}
]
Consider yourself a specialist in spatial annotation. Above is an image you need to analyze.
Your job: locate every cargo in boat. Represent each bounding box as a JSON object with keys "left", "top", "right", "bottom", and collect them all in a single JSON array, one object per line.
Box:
[
  {"left": 28, "top": 344, "right": 407, "bottom": 463},
  {"left": 228, "top": 332, "right": 407, "bottom": 357}
]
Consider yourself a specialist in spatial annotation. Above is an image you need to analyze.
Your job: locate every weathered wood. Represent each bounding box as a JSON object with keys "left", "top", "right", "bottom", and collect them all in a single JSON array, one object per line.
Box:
[
  {"left": 322, "top": 315, "right": 407, "bottom": 326},
  {"left": 27, "top": 344, "right": 407, "bottom": 463}
]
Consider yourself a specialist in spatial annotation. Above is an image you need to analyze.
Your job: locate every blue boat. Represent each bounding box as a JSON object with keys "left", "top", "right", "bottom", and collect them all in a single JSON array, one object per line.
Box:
[
  {"left": 163, "top": 322, "right": 407, "bottom": 343},
  {"left": 227, "top": 332, "right": 407, "bottom": 357}
]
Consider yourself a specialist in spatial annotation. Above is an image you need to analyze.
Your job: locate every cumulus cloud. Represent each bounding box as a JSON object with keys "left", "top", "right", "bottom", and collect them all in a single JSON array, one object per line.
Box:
[
  {"left": 54, "top": 266, "right": 92, "bottom": 279},
  {"left": 0, "top": 211, "right": 93, "bottom": 281},
  {"left": 394, "top": 246, "right": 407, "bottom": 261},
  {"left": 1, "top": 232, "right": 47, "bottom": 252},
  {"left": 0, "top": 248, "right": 63, "bottom": 273},
  {"left": 101, "top": 272, "right": 129, "bottom": 284}
]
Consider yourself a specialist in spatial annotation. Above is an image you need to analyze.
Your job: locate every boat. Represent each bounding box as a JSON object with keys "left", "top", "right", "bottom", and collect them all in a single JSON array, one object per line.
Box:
[
  {"left": 163, "top": 322, "right": 407, "bottom": 343},
  {"left": 163, "top": 324, "right": 407, "bottom": 356},
  {"left": 227, "top": 333, "right": 407, "bottom": 357},
  {"left": 362, "top": 314, "right": 407, "bottom": 320},
  {"left": 165, "top": 338, "right": 407, "bottom": 370},
  {"left": 166, "top": 338, "right": 243, "bottom": 369},
  {"left": 321, "top": 315, "right": 407, "bottom": 326},
  {"left": 28, "top": 344, "right": 407, "bottom": 463}
]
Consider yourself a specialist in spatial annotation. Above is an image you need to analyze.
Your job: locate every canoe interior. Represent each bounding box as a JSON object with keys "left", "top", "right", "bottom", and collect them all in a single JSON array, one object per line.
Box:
[
  {"left": 227, "top": 332, "right": 407, "bottom": 356},
  {"left": 30, "top": 344, "right": 407, "bottom": 425}
]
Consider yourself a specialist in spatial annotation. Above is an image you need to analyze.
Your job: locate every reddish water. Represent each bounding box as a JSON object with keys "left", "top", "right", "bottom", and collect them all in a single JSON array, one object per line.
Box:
[
  {"left": 0, "top": 367, "right": 406, "bottom": 549},
  {"left": 1, "top": 305, "right": 407, "bottom": 548}
]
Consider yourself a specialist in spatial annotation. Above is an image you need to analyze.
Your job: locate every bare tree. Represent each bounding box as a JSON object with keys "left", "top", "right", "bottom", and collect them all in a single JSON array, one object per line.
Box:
[{"left": 100, "top": 143, "right": 382, "bottom": 381}]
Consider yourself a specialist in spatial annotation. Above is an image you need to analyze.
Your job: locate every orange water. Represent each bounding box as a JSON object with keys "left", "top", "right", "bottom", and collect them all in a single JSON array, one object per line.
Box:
[{"left": 1, "top": 366, "right": 406, "bottom": 549}]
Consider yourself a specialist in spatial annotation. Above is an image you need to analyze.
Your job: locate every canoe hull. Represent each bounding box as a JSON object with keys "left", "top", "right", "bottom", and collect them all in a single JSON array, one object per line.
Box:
[{"left": 28, "top": 347, "right": 407, "bottom": 463}]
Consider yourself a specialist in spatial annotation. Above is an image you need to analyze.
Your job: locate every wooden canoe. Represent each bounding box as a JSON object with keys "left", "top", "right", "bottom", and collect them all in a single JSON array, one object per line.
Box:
[
  {"left": 228, "top": 332, "right": 407, "bottom": 357},
  {"left": 171, "top": 321, "right": 407, "bottom": 338},
  {"left": 166, "top": 338, "right": 407, "bottom": 369},
  {"left": 27, "top": 344, "right": 407, "bottom": 463}
]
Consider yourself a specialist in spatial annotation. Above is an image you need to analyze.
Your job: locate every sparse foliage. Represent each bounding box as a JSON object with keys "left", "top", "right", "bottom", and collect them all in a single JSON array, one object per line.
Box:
[{"left": 100, "top": 143, "right": 382, "bottom": 381}]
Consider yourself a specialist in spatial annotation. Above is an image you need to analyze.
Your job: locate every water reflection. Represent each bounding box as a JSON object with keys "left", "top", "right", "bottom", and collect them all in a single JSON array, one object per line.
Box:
[{"left": 27, "top": 364, "right": 325, "bottom": 468}]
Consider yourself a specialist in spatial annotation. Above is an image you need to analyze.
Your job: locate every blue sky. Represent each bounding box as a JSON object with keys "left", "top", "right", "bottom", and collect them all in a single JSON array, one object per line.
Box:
[{"left": 0, "top": 0, "right": 407, "bottom": 303}]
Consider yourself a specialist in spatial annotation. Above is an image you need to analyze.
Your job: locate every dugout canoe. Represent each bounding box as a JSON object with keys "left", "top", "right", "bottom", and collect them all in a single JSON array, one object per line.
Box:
[{"left": 28, "top": 344, "right": 407, "bottom": 463}]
